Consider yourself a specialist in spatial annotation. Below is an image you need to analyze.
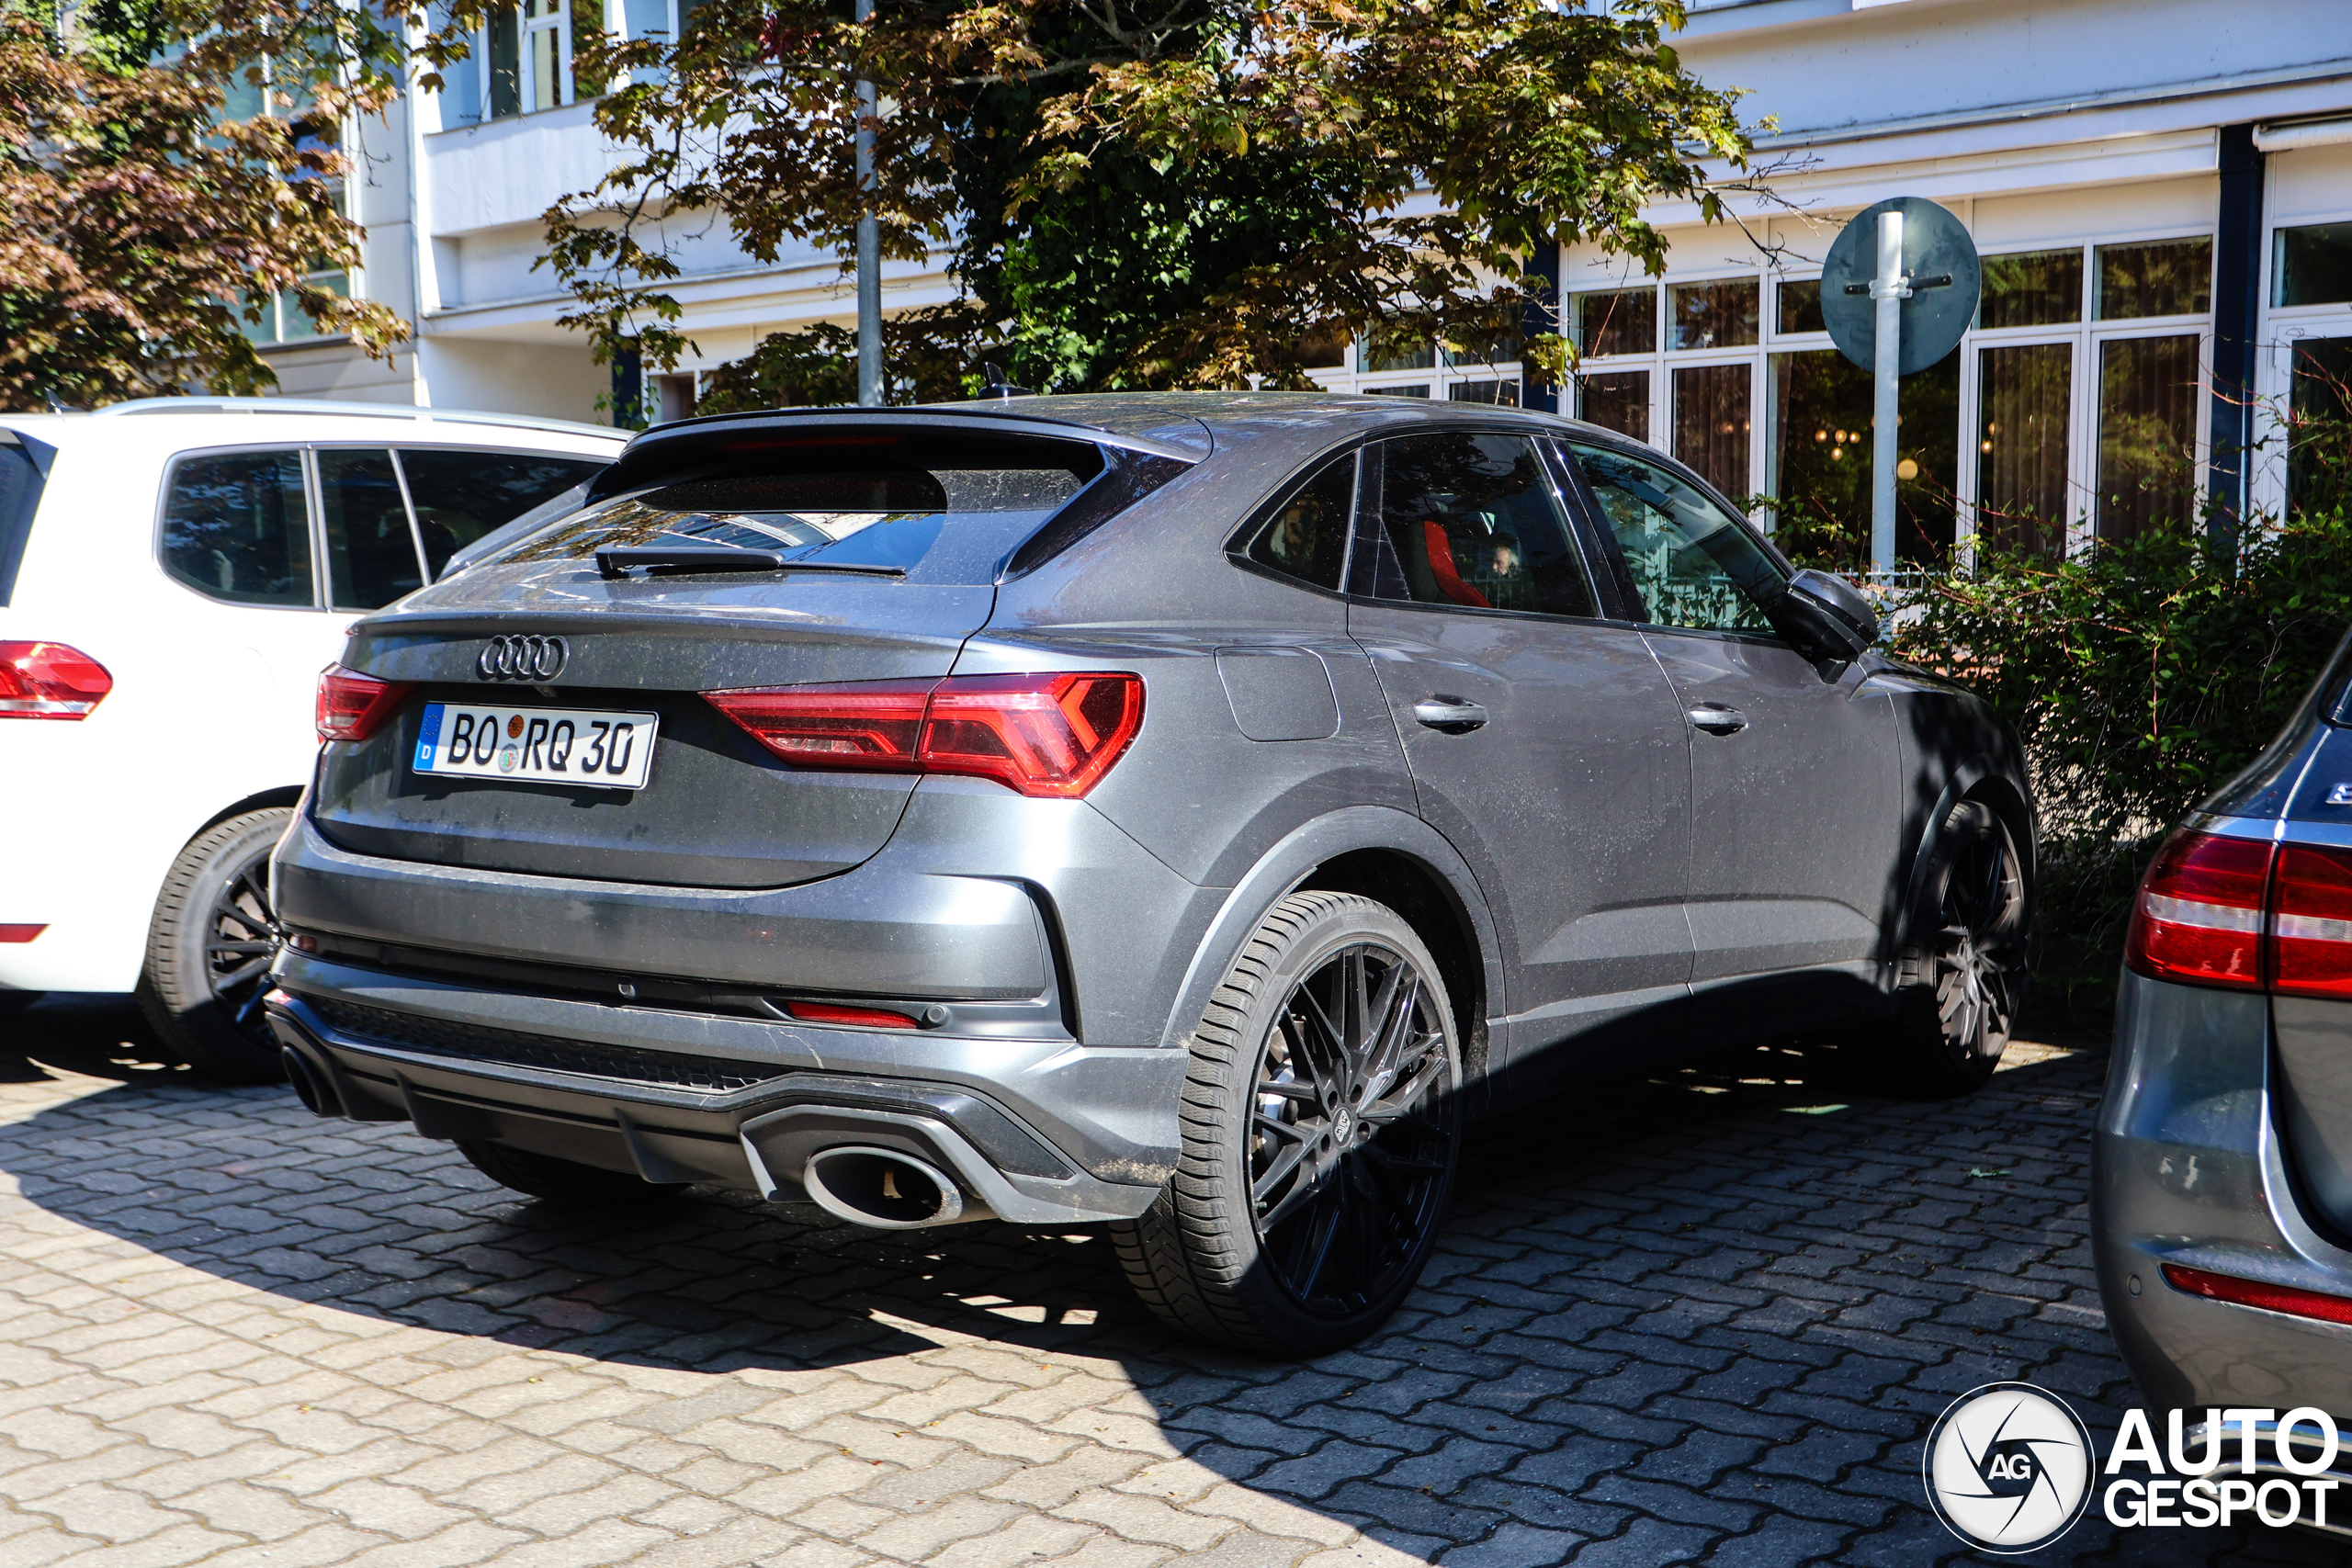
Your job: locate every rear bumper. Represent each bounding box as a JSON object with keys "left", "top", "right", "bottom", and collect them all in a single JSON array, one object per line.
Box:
[
  {"left": 2095, "top": 970, "right": 2352, "bottom": 1427},
  {"left": 265, "top": 970, "right": 1174, "bottom": 1225}
]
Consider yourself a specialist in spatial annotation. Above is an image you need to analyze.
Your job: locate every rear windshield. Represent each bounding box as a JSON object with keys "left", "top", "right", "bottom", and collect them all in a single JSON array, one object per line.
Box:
[
  {"left": 0, "top": 437, "right": 46, "bottom": 606},
  {"left": 500, "top": 462, "right": 1091, "bottom": 581}
]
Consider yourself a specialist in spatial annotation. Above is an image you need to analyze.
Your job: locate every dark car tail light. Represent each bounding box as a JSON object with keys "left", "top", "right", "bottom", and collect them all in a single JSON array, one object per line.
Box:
[
  {"left": 2271, "top": 841, "right": 2352, "bottom": 998},
  {"left": 707, "top": 671, "right": 1144, "bottom": 799},
  {"left": 315, "top": 663, "right": 415, "bottom": 743},
  {"left": 2126, "top": 829, "right": 2273, "bottom": 989},
  {"left": 2162, "top": 1262, "right": 2352, "bottom": 1326},
  {"left": 0, "top": 641, "right": 112, "bottom": 718}
]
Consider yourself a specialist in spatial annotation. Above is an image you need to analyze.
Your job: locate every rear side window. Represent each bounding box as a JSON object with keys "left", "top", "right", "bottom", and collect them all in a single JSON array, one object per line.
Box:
[
  {"left": 1241, "top": 453, "right": 1354, "bottom": 591},
  {"left": 0, "top": 439, "right": 44, "bottom": 607},
  {"left": 160, "top": 451, "right": 314, "bottom": 607},
  {"left": 503, "top": 458, "right": 1092, "bottom": 578},
  {"left": 1356, "top": 433, "right": 1596, "bottom": 618},
  {"left": 320, "top": 449, "right": 424, "bottom": 610},
  {"left": 399, "top": 449, "right": 609, "bottom": 579}
]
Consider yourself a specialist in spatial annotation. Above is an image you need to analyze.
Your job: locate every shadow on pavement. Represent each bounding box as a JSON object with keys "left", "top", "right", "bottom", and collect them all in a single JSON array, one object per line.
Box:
[{"left": 0, "top": 992, "right": 2335, "bottom": 1565}]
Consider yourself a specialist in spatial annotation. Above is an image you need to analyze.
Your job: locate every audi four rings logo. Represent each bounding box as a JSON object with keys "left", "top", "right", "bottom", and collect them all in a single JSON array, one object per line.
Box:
[{"left": 477, "top": 635, "right": 569, "bottom": 681}]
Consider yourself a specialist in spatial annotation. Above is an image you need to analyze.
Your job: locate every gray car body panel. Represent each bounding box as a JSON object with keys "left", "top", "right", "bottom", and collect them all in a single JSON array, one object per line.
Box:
[{"left": 273, "top": 391, "right": 2029, "bottom": 1224}]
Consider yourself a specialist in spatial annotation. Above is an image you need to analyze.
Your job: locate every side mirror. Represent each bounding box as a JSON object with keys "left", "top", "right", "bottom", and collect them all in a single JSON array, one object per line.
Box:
[{"left": 1770, "top": 569, "right": 1880, "bottom": 664}]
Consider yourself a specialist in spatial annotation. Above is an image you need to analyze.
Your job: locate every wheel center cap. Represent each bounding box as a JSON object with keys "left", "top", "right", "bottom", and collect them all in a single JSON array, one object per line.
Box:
[{"left": 1333, "top": 1110, "right": 1353, "bottom": 1144}]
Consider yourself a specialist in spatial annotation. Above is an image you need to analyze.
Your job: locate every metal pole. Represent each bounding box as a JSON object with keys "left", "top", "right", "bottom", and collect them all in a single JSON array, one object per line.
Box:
[
  {"left": 854, "top": 0, "right": 881, "bottom": 407},
  {"left": 1869, "top": 209, "right": 1907, "bottom": 576}
]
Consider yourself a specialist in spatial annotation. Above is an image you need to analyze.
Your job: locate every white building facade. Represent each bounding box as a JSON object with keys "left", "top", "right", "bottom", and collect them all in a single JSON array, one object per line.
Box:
[{"left": 279, "top": 0, "right": 2352, "bottom": 559}]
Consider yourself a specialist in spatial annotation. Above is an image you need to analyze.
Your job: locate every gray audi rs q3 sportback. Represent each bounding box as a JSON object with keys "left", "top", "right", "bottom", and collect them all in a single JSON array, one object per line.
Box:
[
  {"left": 2098, "top": 631, "right": 2352, "bottom": 1484},
  {"left": 266, "top": 393, "right": 2033, "bottom": 1354}
]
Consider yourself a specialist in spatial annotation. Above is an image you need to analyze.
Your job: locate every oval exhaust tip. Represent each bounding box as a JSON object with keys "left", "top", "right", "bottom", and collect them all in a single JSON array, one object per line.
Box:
[
  {"left": 279, "top": 1046, "right": 336, "bottom": 1118},
  {"left": 802, "top": 1146, "right": 965, "bottom": 1229}
]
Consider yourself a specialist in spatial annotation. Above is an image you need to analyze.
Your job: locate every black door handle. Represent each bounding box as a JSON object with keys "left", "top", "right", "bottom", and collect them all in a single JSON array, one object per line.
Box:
[
  {"left": 1688, "top": 704, "right": 1747, "bottom": 735},
  {"left": 1413, "top": 697, "right": 1487, "bottom": 734}
]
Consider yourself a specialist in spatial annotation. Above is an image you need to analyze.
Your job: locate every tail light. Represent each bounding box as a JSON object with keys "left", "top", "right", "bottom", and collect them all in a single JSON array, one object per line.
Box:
[
  {"left": 0, "top": 641, "right": 112, "bottom": 718},
  {"left": 2125, "top": 829, "right": 2272, "bottom": 988},
  {"left": 2272, "top": 841, "right": 2352, "bottom": 998},
  {"left": 315, "top": 663, "right": 415, "bottom": 743},
  {"left": 707, "top": 671, "right": 1144, "bottom": 799},
  {"left": 2126, "top": 829, "right": 2352, "bottom": 997}
]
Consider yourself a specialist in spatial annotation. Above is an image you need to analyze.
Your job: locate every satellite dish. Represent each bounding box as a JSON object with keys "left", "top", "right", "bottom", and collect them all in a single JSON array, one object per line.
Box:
[{"left": 1819, "top": 197, "right": 1981, "bottom": 376}]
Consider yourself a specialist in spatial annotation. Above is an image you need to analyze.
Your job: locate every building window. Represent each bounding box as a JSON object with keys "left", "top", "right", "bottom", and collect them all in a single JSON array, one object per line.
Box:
[
  {"left": 1768, "top": 349, "right": 1960, "bottom": 564},
  {"left": 447, "top": 0, "right": 604, "bottom": 125},
  {"left": 1974, "top": 342, "right": 2072, "bottom": 558},
  {"left": 2286, "top": 338, "right": 2352, "bottom": 519},
  {"left": 2096, "top": 237, "right": 2211, "bottom": 321},
  {"left": 1776, "top": 278, "right": 1826, "bottom": 335},
  {"left": 1980, "top": 249, "right": 2084, "bottom": 329},
  {"left": 1672, "top": 362, "right": 1751, "bottom": 499},
  {"left": 2097, "top": 333, "right": 2202, "bottom": 541},
  {"left": 1669, "top": 278, "right": 1758, "bottom": 351},
  {"left": 1574, "top": 288, "right": 1656, "bottom": 357},
  {"left": 1577, "top": 370, "right": 1649, "bottom": 443},
  {"left": 2277, "top": 223, "right": 2352, "bottom": 309}
]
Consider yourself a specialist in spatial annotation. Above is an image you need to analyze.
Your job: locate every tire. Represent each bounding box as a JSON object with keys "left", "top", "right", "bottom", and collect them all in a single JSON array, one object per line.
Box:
[
  {"left": 1879, "top": 798, "right": 2030, "bottom": 1098},
  {"left": 1111, "top": 891, "right": 1462, "bottom": 1356},
  {"left": 457, "top": 1140, "right": 687, "bottom": 1206},
  {"left": 136, "top": 807, "right": 295, "bottom": 1083}
]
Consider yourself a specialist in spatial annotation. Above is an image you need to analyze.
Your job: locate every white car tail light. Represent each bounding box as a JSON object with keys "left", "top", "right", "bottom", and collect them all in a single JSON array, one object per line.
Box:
[{"left": 0, "top": 641, "right": 112, "bottom": 718}]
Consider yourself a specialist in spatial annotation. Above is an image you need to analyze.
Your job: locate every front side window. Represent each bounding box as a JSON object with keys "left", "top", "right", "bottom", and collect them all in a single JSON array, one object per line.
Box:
[
  {"left": 398, "top": 449, "right": 610, "bottom": 578},
  {"left": 1242, "top": 452, "right": 1354, "bottom": 591},
  {"left": 160, "top": 451, "right": 313, "bottom": 607},
  {"left": 319, "top": 449, "right": 424, "bottom": 610},
  {"left": 1569, "top": 443, "right": 1781, "bottom": 635},
  {"left": 1361, "top": 433, "right": 1595, "bottom": 618}
]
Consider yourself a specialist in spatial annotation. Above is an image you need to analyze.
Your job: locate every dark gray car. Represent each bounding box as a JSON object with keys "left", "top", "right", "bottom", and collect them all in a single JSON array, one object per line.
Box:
[
  {"left": 2098, "top": 630, "right": 2352, "bottom": 1504},
  {"left": 266, "top": 393, "right": 2034, "bottom": 1355}
]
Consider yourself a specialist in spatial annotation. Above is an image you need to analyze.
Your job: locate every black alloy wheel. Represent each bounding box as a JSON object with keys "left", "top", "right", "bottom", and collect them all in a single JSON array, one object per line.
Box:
[
  {"left": 1249, "top": 940, "right": 1457, "bottom": 1316},
  {"left": 139, "top": 807, "right": 296, "bottom": 1082},
  {"left": 1884, "top": 798, "right": 2029, "bottom": 1096},
  {"left": 1112, "top": 891, "right": 1463, "bottom": 1355}
]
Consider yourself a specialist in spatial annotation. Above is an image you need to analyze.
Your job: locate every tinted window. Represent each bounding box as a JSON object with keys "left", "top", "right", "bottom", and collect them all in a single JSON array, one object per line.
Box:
[
  {"left": 1569, "top": 443, "right": 1782, "bottom": 634},
  {"left": 319, "top": 449, "right": 423, "bottom": 610},
  {"left": 1244, "top": 453, "right": 1354, "bottom": 590},
  {"left": 160, "top": 451, "right": 313, "bottom": 607},
  {"left": 500, "top": 462, "right": 1088, "bottom": 580},
  {"left": 397, "top": 449, "right": 609, "bottom": 578},
  {"left": 0, "top": 439, "right": 43, "bottom": 607},
  {"left": 1363, "top": 434, "right": 1594, "bottom": 618}
]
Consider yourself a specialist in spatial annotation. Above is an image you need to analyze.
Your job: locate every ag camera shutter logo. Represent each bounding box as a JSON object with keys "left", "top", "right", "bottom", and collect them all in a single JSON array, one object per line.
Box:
[{"left": 1923, "top": 1382, "right": 2095, "bottom": 1552}]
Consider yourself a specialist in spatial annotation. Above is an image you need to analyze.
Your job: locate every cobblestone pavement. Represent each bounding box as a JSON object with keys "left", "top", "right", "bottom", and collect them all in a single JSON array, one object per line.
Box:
[{"left": 0, "top": 997, "right": 2344, "bottom": 1568}]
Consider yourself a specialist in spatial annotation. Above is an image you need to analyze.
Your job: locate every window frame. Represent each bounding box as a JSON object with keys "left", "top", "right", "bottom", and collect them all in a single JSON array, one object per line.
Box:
[{"left": 152, "top": 444, "right": 325, "bottom": 613}]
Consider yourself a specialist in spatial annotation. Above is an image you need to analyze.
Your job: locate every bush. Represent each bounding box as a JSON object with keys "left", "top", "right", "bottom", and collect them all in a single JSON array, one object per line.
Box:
[{"left": 1886, "top": 507, "right": 2352, "bottom": 1019}]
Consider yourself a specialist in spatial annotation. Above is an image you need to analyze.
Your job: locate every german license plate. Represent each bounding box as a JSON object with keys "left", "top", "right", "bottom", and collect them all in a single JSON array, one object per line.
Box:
[{"left": 413, "top": 703, "right": 658, "bottom": 789}]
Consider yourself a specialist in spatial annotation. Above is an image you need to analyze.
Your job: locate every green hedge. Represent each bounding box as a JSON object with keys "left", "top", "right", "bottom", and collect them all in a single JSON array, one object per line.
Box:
[{"left": 1883, "top": 511, "right": 2352, "bottom": 1017}]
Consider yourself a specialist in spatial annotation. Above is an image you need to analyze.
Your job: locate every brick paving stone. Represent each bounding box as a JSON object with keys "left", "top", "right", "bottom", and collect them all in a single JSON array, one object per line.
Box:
[{"left": 3, "top": 1000, "right": 2347, "bottom": 1567}]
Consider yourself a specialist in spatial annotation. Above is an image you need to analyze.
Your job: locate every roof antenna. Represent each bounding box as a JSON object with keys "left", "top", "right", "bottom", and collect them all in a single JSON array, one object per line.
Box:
[{"left": 978, "top": 362, "right": 1035, "bottom": 400}]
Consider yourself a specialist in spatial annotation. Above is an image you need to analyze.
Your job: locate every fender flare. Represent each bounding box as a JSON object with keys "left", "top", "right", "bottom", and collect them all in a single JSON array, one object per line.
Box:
[
  {"left": 1154, "top": 805, "right": 1508, "bottom": 1055},
  {"left": 1892, "top": 750, "right": 2034, "bottom": 964}
]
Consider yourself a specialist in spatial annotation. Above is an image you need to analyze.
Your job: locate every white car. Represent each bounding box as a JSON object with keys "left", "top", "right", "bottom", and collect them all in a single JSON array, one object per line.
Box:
[{"left": 0, "top": 399, "right": 625, "bottom": 1076}]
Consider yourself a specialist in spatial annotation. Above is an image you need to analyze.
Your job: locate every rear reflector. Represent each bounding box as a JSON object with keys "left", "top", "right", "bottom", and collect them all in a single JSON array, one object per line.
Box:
[
  {"left": 2162, "top": 1262, "right": 2352, "bottom": 1327},
  {"left": 0, "top": 924, "right": 46, "bottom": 943},
  {"left": 707, "top": 671, "right": 1144, "bottom": 799},
  {"left": 315, "top": 663, "right": 416, "bottom": 743},
  {"left": 2125, "top": 829, "right": 2272, "bottom": 989},
  {"left": 784, "top": 1000, "right": 919, "bottom": 1031},
  {"left": 0, "top": 641, "right": 112, "bottom": 718}
]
